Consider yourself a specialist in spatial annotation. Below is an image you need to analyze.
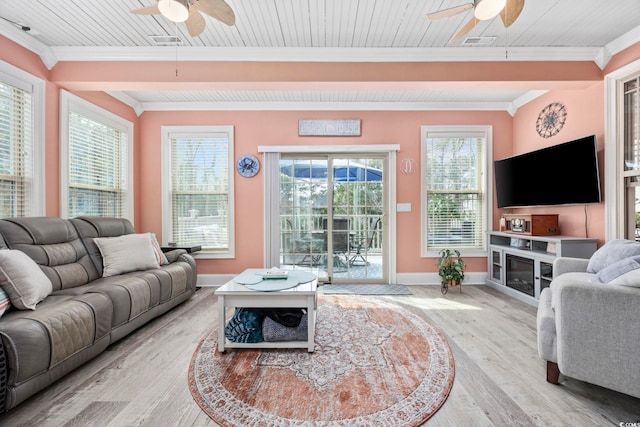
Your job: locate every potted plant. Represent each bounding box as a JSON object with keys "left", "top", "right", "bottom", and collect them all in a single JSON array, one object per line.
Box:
[{"left": 437, "top": 249, "right": 465, "bottom": 294}]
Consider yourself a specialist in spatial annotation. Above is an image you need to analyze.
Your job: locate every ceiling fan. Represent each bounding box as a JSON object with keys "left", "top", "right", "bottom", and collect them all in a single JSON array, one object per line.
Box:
[
  {"left": 131, "top": 0, "right": 235, "bottom": 37},
  {"left": 427, "top": 0, "right": 525, "bottom": 43}
]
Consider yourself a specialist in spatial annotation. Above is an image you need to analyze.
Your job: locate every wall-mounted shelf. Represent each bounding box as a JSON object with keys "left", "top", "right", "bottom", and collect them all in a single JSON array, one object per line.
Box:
[{"left": 486, "top": 232, "right": 598, "bottom": 306}]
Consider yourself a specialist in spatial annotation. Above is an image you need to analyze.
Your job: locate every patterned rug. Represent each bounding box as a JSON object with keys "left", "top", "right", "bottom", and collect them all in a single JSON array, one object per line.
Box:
[
  {"left": 320, "top": 283, "right": 412, "bottom": 295},
  {"left": 188, "top": 295, "right": 454, "bottom": 426}
]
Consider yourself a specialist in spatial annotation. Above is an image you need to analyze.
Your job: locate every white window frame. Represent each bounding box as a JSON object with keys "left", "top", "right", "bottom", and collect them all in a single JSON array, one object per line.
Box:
[
  {"left": 161, "top": 125, "right": 235, "bottom": 259},
  {"left": 420, "top": 125, "right": 491, "bottom": 258},
  {"left": 0, "top": 60, "right": 45, "bottom": 216},
  {"left": 59, "top": 90, "right": 134, "bottom": 221},
  {"left": 605, "top": 57, "right": 640, "bottom": 240}
]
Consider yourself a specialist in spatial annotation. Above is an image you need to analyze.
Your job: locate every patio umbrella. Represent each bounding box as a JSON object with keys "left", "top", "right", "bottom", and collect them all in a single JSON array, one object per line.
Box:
[{"left": 280, "top": 160, "right": 382, "bottom": 182}]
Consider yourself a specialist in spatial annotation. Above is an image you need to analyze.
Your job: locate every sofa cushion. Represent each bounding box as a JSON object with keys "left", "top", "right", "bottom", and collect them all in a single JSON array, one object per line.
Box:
[
  {"left": 0, "top": 292, "right": 112, "bottom": 384},
  {"left": 0, "top": 249, "right": 53, "bottom": 310},
  {"left": 94, "top": 234, "right": 159, "bottom": 277},
  {"left": 0, "top": 217, "right": 99, "bottom": 291},
  {"left": 587, "top": 239, "right": 640, "bottom": 273}
]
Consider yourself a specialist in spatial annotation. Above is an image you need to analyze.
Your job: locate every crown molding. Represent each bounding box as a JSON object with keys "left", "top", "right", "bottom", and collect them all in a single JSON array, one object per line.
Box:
[
  {"left": 508, "top": 90, "right": 548, "bottom": 116},
  {"left": 50, "top": 46, "right": 602, "bottom": 63},
  {"left": 596, "top": 24, "right": 640, "bottom": 69},
  {"left": 116, "top": 99, "right": 515, "bottom": 112},
  {"left": 3, "top": 21, "right": 638, "bottom": 70},
  {"left": 106, "top": 91, "right": 144, "bottom": 116},
  {"left": 0, "top": 22, "right": 57, "bottom": 69}
]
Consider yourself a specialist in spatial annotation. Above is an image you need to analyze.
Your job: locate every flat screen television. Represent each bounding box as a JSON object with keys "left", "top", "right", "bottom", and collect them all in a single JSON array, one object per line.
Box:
[{"left": 494, "top": 135, "right": 601, "bottom": 208}]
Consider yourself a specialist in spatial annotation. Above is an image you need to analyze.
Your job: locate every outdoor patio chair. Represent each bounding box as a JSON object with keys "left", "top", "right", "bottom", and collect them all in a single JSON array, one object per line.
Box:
[{"left": 349, "top": 218, "right": 381, "bottom": 266}]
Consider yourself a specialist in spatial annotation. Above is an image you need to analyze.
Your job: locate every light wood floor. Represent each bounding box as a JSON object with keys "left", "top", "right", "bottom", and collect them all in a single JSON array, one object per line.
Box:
[{"left": 0, "top": 285, "right": 638, "bottom": 426}]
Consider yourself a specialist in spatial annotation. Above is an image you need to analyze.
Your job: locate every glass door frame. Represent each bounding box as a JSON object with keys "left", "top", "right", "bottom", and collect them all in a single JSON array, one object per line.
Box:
[{"left": 260, "top": 144, "right": 399, "bottom": 285}]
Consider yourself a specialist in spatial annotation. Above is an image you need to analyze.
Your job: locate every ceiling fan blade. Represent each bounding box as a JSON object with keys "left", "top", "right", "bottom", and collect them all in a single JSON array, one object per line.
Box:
[
  {"left": 500, "top": 0, "right": 524, "bottom": 27},
  {"left": 427, "top": 3, "right": 474, "bottom": 20},
  {"left": 449, "top": 16, "right": 479, "bottom": 43},
  {"left": 186, "top": 7, "right": 206, "bottom": 36},
  {"left": 131, "top": 4, "right": 160, "bottom": 15},
  {"left": 193, "top": 0, "right": 236, "bottom": 26}
]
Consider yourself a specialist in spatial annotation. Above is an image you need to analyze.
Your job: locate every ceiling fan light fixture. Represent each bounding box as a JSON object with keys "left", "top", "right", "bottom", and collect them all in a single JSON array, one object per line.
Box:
[
  {"left": 474, "top": 0, "right": 506, "bottom": 20},
  {"left": 158, "top": 0, "right": 189, "bottom": 23}
]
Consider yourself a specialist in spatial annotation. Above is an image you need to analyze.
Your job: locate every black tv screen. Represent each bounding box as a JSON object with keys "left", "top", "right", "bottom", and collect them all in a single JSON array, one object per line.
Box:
[{"left": 494, "top": 135, "right": 601, "bottom": 208}]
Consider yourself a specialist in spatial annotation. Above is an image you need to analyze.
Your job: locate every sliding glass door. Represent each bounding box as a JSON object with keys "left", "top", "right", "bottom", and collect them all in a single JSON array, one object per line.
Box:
[{"left": 279, "top": 155, "right": 386, "bottom": 283}]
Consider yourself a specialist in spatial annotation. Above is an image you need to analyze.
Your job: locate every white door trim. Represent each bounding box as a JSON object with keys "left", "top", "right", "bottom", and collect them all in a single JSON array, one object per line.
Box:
[{"left": 260, "top": 144, "right": 399, "bottom": 284}]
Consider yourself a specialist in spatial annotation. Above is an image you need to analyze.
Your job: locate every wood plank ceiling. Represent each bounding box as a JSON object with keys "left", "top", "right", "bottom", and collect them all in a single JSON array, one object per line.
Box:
[{"left": 1, "top": 0, "right": 639, "bottom": 112}]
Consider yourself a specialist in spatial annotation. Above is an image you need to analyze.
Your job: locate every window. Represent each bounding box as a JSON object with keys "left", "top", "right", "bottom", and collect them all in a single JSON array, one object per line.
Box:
[
  {"left": 0, "top": 62, "right": 44, "bottom": 217},
  {"left": 421, "top": 126, "right": 489, "bottom": 256},
  {"left": 161, "top": 126, "right": 235, "bottom": 257},
  {"left": 604, "top": 57, "right": 640, "bottom": 239},
  {"left": 60, "top": 90, "right": 133, "bottom": 219},
  {"left": 623, "top": 73, "right": 640, "bottom": 239}
]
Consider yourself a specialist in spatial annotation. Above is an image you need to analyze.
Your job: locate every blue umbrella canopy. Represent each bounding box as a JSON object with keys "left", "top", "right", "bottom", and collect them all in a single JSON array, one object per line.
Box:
[{"left": 280, "top": 160, "right": 382, "bottom": 182}]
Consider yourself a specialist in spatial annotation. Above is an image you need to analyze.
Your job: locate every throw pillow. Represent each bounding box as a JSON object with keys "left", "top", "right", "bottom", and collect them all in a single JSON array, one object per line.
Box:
[
  {"left": 0, "top": 249, "right": 53, "bottom": 310},
  {"left": 608, "top": 269, "right": 640, "bottom": 287},
  {"left": 94, "top": 234, "right": 160, "bottom": 278},
  {"left": 149, "top": 233, "right": 169, "bottom": 265},
  {"left": 592, "top": 255, "right": 640, "bottom": 284},
  {"left": 0, "top": 287, "right": 11, "bottom": 317},
  {"left": 586, "top": 239, "right": 640, "bottom": 273}
]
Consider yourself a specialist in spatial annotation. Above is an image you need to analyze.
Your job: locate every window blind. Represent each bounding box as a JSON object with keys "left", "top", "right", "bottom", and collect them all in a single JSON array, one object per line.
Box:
[
  {"left": 424, "top": 133, "right": 485, "bottom": 251},
  {"left": 170, "top": 134, "right": 230, "bottom": 251},
  {"left": 0, "top": 81, "right": 33, "bottom": 217},
  {"left": 67, "top": 111, "right": 128, "bottom": 217}
]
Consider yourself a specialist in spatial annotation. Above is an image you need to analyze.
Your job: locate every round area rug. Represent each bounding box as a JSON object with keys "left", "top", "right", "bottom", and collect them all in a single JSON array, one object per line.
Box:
[{"left": 188, "top": 295, "right": 454, "bottom": 426}]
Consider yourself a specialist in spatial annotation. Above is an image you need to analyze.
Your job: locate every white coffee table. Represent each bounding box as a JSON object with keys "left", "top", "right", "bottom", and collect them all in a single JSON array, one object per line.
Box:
[{"left": 215, "top": 269, "right": 318, "bottom": 353}]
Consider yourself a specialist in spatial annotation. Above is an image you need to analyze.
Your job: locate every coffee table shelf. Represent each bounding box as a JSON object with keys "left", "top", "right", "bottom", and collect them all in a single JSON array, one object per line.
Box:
[{"left": 215, "top": 269, "right": 318, "bottom": 353}]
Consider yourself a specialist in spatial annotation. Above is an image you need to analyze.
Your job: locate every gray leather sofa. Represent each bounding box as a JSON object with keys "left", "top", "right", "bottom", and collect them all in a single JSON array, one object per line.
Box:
[
  {"left": 0, "top": 216, "right": 197, "bottom": 411},
  {"left": 537, "top": 246, "right": 640, "bottom": 399}
]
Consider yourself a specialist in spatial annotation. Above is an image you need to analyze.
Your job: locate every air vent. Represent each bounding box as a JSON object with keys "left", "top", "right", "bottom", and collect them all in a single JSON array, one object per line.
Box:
[
  {"left": 149, "top": 35, "right": 183, "bottom": 46},
  {"left": 461, "top": 36, "right": 497, "bottom": 46}
]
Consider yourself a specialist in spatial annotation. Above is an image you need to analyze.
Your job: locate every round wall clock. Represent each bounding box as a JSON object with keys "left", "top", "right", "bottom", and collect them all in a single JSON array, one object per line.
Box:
[
  {"left": 236, "top": 154, "right": 260, "bottom": 177},
  {"left": 536, "top": 102, "right": 567, "bottom": 138}
]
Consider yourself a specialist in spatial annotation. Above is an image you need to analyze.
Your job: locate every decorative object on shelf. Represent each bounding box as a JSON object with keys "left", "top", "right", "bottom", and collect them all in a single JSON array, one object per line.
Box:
[
  {"left": 236, "top": 154, "right": 260, "bottom": 177},
  {"left": 437, "top": 248, "right": 465, "bottom": 295},
  {"left": 503, "top": 214, "right": 560, "bottom": 236},
  {"left": 298, "top": 119, "right": 361, "bottom": 136},
  {"left": 536, "top": 102, "right": 567, "bottom": 138}
]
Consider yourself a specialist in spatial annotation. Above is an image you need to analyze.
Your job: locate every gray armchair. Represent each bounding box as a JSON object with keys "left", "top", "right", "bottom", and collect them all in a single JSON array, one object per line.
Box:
[{"left": 537, "top": 253, "right": 640, "bottom": 399}]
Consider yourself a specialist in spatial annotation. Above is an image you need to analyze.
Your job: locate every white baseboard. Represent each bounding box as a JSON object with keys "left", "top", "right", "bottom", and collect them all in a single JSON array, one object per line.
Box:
[
  {"left": 397, "top": 271, "right": 487, "bottom": 286},
  {"left": 196, "top": 274, "right": 234, "bottom": 287}
]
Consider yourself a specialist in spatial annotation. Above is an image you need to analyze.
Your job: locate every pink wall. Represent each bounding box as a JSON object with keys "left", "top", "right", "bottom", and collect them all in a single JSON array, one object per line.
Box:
[
  {"left": 0, "top": 36, "right": 139, "bottom": 218},
  {"left": 511, "top": 83, "right": 605, "bottom": 245},
  {"left": 3, "top": 34, "right": 640, "bottom": 276},
  {"left": 604, "top": 42, "right": 640, "bottom": 75},
  {"left": 139, "top": 110, "right": 512, "bottom": 274}
]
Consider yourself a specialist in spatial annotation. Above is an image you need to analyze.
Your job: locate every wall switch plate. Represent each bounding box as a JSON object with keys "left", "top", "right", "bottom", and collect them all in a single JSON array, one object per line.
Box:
[{"left": 397, "top": 203, "right": 411, "bottom": 212}]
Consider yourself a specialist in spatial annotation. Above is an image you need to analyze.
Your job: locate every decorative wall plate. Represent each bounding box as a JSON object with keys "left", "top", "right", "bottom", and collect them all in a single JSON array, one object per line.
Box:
[
  {"left": 536, "top": 102, "right": 567, "bottom": 138},
  {"left": 236, "top": 154, "right": 260, "bottom": 177}
]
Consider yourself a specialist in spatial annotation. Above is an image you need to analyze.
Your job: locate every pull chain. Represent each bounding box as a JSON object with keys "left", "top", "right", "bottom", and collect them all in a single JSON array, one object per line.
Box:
[
  {"left": 504, "top": 2, "right": 509, "bottom": 60},
  {"left": 175, "top": 22, "right": 179, "bottom": 77}
]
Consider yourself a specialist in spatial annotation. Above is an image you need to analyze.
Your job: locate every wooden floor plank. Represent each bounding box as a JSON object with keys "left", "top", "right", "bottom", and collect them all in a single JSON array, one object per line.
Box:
[{"left": 0, "top": 285, "right": 638, "bottom": 426}]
